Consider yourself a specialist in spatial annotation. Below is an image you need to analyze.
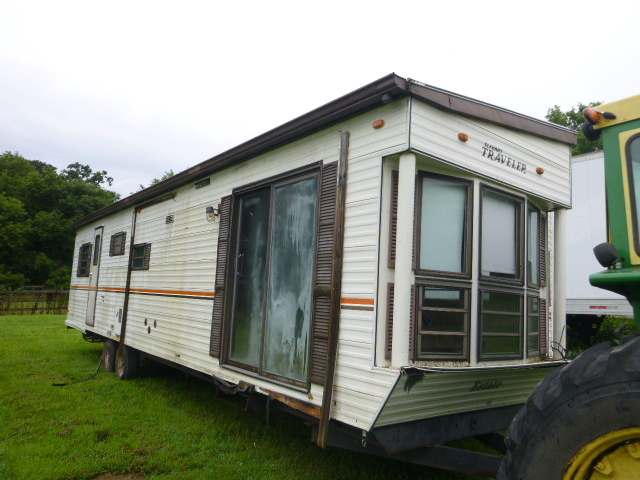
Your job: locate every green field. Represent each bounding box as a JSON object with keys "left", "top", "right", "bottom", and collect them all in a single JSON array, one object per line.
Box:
[{"left": 0, "top": 315, "right": 487, "bottom": 480}]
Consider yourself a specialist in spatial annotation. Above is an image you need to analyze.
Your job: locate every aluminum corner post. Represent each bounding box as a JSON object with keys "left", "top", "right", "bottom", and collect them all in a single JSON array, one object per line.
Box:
[
  {"left": 553, "top": 208, "right": 567, "bottom": 359},
  {"left": 391, "top": 152, "right": 416, "bottom": 366}
]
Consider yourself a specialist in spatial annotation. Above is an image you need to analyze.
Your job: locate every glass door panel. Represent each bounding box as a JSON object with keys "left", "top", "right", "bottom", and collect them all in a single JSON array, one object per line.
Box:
[
  {"left": 263, "top": 177, "right": 318, "bottom": 382},
  {"left": 229, "top": 189, "right": 270, "bottom": 369}
]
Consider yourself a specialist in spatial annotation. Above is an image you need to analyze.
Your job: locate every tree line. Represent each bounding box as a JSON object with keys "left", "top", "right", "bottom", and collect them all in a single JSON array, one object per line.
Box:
[{"left": 0, "top": 152, "right": 119, "bottom": 289}]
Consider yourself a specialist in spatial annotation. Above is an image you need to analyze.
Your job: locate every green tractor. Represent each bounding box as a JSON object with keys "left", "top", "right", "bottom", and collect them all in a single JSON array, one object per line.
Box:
[{"left": 499, "top": 96, "right": 640, "bottom": 479}]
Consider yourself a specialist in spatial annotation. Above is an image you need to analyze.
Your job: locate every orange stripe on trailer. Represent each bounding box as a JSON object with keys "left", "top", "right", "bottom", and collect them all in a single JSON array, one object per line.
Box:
[
  {"left": 341, "top": 298, "right": 374, "bottom": 306},
  {"left": 70, "top": 285, "right": 215, "bottom": 297}
]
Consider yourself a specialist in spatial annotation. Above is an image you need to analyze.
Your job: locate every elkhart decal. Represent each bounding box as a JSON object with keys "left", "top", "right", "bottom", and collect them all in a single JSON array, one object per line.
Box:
[
  {"left": 469, "top": 380, "right": 503, "bottom": 392},
  {"left": 481, "top": 143, "right": 527, "bottom": 174}
]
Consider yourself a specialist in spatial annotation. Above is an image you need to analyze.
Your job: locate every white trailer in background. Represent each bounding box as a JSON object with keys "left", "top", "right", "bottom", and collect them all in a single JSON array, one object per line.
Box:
[
  {"left": 66, "top": 74, "right": 577, "bottom": 476},
  {"left": 567, "top": 151, "right": 633, "bottom": 316}
]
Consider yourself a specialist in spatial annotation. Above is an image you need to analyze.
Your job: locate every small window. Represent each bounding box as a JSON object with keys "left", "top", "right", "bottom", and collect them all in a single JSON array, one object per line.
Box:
[
  {"left": 93, "top": 235, "right": 102, "bottom": 265},
  {"left": 481, "top": 188, "right": 524, "bottom": 282},
  {"left": 77, "top": 243, "right": 92, "bottom": 277},
  {"left": 417, "top": 174, "right": 472, "bottom": 276},
  {"left": 527, "top": 205, "right": 540, "bottom": 286},
  {"left": 416, "top": 284, "right": 470, "bottom": 360},
  {"left": 479, "top": 289, "right": 523, "bottom": 359},
  {"left": 110, "top": 232, "right": 127, "bottom": 256},
  {"left": 527, "top": 296, "right": 540, "bottom": 356},
  {"left": 131, "top": 243, "right": 151, "bottom": 271}
]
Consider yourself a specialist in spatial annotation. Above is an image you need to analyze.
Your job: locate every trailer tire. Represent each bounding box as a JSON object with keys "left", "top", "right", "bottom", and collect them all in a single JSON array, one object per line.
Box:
[
  {"left": 498, "top": 336, "right": 640, "bottom": 480},
  {"left": 116, "top": 344, "right": 139, "bottom": 380},
  {"left": 102, "top": 339, "right": 118, "bottom": 372}
]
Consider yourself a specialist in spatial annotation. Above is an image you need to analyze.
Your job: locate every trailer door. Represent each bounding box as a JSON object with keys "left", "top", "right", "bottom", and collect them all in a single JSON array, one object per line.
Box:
[
  {"left": 85, "top": 226, "right": 103, "bottom": 326},
  {"left": 227, "top": 174, "right": 318, "bottom": 385}
]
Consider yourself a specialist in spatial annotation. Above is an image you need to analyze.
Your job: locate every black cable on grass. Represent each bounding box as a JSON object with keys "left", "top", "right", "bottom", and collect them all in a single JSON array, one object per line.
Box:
[{"left": 52, "top": 353, "right": 103, "bottom": 387}]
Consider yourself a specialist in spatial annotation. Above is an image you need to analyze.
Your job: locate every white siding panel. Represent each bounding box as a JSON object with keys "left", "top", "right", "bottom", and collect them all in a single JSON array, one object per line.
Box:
[
  {"left": 410, "top": 100, "right": 572, "bottom": 207},
  {"left": 332, "top": 387, "right": 383, "bottom": 428}
]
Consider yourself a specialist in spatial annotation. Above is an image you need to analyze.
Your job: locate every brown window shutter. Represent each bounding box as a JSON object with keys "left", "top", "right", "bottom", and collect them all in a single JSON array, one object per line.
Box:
[
  {"left": 385, "top": 283, "right": 394, "bottom": 360},
  {"left": 209, "top": 195, "right": 232, "bottom": 358},
  {"left": 539, "top": 297, "right": 548, "bottom": 355},
  {"left": 388, "top": 170, "right": 399, "bottom": 268},
  {"left": 540, "top": 213, "right": 547, "bottom": 287},
  {"left": 310, "top": 162, "right": 338, "bottom": 385},
  {"left": 143, "top": 243, "right": 152, "bottom": 270},
  {"left": 387, "top": 284, "right": 416, "bottom": 362}
]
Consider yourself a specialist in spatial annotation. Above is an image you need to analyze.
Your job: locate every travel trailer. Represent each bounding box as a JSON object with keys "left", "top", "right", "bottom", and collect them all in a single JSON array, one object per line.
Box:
[{"left": 66, "top": 74, "right": 577, "bottom": 476}]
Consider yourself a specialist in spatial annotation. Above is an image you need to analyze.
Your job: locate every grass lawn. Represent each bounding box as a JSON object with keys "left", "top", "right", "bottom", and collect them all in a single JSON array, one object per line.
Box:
[{"left": 0, "top": 315, "right": 489, "bottom": 480}]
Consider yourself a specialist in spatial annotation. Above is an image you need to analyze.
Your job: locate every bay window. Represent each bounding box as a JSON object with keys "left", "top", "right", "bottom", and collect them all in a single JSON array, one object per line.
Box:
[{"left": 404, "top": 171, "right": 549, "bottom": 363}]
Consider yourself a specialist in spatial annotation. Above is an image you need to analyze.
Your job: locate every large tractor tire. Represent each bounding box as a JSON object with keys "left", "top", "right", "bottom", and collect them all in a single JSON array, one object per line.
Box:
[{"left": 499, "top": 336, "right": 640, "bottom": 480}]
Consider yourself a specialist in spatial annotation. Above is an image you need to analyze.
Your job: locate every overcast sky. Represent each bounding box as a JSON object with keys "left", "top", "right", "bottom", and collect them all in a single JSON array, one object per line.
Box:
[{"left": 2, "top": 0, "right": 639, "bottom": 198}]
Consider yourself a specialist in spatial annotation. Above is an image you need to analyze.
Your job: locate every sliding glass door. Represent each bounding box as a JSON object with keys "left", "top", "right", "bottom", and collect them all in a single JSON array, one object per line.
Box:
[{"left": 228, "top": 175, "right": 318, "bottom": 384}]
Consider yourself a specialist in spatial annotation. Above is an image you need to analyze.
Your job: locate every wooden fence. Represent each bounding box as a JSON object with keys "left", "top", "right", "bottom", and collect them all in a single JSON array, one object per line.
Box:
[{"left": 0, "top": 290, "right": 70, "bottom": 315}]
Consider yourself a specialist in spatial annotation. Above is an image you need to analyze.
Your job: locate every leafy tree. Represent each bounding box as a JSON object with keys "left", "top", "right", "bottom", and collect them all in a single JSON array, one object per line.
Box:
[
  {"left": 61, "top": 162, "right": 114, "bottom": 186},
  {"left": 0, "top": 151, "right": 119, "bottom": 289},
  {"left": 136, "top": 169, "right": 174, "bottom": 192},
  {"left": 546, "top": 102, "right": 604, "bottom": 156}
]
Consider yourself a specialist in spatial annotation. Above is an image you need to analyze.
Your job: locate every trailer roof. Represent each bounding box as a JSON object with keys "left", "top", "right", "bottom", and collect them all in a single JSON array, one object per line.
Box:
[{"left": 72, "top": 73, "right": 578, "bottom": 229}]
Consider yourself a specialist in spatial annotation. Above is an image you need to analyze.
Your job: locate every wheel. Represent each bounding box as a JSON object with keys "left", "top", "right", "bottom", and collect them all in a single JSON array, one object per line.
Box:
[
  {"left": 102, "top": 339, "right": 118, "bottom": 372},
  {"left": 499, "top": 336, "right": 640, "bottom": 480},
  {"left": 116, "top": 344, "right": 139, "bottom": 380}
]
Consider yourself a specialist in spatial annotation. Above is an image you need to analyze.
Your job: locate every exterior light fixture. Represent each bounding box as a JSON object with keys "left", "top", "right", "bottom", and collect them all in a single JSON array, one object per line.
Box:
[
  {"left": 206, "top": 206, "right": 219, "bottom": 222},
  {"left": 458, "top": 133, "right": 469, "bottom": 142}
]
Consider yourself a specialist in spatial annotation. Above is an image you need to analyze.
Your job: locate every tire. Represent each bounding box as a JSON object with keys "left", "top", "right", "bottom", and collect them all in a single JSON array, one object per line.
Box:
[
  {"left": 116, "top": 344, "right": 140, "bottom": 380},
  {"left": 499, "top": 336, "right": 640, "bottom": 479},
  {"left": 102, "top": 339, "right": 118, "bottom": 372}
]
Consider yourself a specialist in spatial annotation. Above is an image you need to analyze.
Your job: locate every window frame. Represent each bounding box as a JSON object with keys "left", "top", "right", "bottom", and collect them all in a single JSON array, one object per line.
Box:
[
  {"left": 624, "top": 132, "right": 640, "bottom": 256},
  {"left": 109, "top": 232, "right": 127, "bottom": 256},
  {"left": 414, "top": 280, "right": 471, "bottom": 361},
  {"left": 478, "top": 287, "right": 524, "bottom": 361},
  {"left": 77, "top": 242, "right": 92, "bottom": 277},
  {"left": 92, "top": 234, "right": 102, "bottom": 266},
  {"left": 479, "top": 185, "right": 525, "bottom": 286},
  {"left": 527, "top": 295, "right": 541, "bottom": 357},
  {"left": 527, "top": 203, "right": 542, "bottom": 288},
  {"left": 222, "top": 166, "right": 321, "bottom": 389},
  {"left": 414, "top": 172, "right": 474, "bottom": 279},
  {"left": 131, "top": 243, "right": 151, "bottom": 271}
]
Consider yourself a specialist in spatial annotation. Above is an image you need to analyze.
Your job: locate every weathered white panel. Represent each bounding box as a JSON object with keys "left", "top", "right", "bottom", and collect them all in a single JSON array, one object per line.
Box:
[
  {"left": 332, "top": 387, "right": 384, "bottom": 428},
  {"left": 373, "top": 365, "right": 559, "bottom": 427},
  {"left": 410, "top": 99, "right": 572, "bottom": 207}
]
